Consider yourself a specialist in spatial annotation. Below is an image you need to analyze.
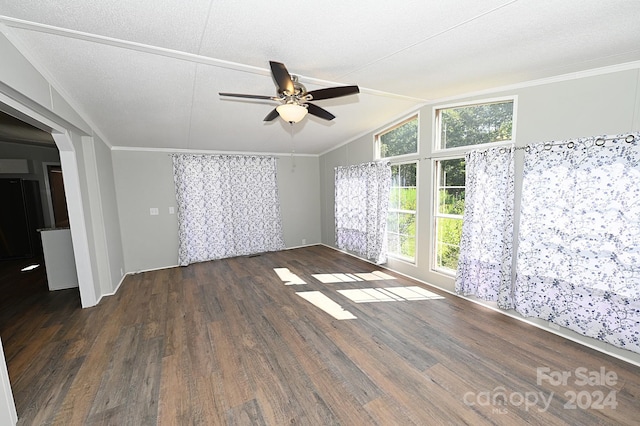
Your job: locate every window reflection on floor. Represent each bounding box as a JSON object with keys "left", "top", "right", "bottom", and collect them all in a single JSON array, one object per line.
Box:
[
  {"left": 312, "top": 270, "right": 395, "bottom": 283},
  {"left": 273, "top": 267, "right": 306, "bottom": 285},
  {"left": 274, "top": 268, "right": 444, "bottom": 320},
  {"left": 338, "top": 286, "right": 444, "bottom": 303},
  {"left": 296, "top": 291, "right": 357, "bottom": 320}
]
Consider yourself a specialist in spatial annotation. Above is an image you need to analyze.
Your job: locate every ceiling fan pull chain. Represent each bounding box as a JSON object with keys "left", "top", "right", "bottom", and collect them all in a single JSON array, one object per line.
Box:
[{"left": 290, "top": 123, "right": 296, "bottom": 171}]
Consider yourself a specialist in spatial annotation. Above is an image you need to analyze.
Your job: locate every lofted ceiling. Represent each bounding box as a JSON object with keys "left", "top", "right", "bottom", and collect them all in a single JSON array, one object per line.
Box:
[{"left": 0, "top": 1, "right": 639, "bottom": 154}]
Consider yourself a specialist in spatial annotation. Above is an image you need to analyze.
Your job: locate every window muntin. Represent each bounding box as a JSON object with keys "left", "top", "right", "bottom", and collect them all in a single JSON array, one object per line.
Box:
[
  {"left": 437, "top": 100, "right": 513, "bottom": 150},
  {"left": 387, "top": 162, "right": 417, "bottom": 262},
  {"left": 376, "top": 115, "right": 418, "bottom": 159}
]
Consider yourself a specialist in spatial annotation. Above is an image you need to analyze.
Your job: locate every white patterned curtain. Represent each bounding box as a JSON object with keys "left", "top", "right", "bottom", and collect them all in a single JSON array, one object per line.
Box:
[
  {"left": 335, "top": 162, "right": 391, "bottom": 264},
  {"left": 515, "top": 133, "right": 640, "bottom": 354},
  {"left": 172, "top": 154, "right": 285, "bottom": 266},
  {"left": 455, "top": 146, "right": 515, "bottom": 308}
]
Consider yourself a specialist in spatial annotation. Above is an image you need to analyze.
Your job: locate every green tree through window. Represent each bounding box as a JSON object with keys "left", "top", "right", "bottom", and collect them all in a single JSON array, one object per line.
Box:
[
  {"left": 434, "top": 99, "right": 513, "bottom": 272},
  {"left": 435, "top": 158, "right": 465, "bottom": 270},
  {"left": 388, "top": 163, "right": 417, "bottom": 260},
  {"left": 376, "top": 115, "right": 419, "bottom": 262},
  {"left": 378, "top": 116, "right": 418, "bottom": 158},
  {"left": 440, "top": 101, "right": 513, "bottom": 149}
]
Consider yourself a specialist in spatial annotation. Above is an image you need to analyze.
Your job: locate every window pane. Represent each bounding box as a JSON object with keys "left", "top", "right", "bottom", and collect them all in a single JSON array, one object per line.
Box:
[
  {"left": 399, "top": 187, "right": 416, "bottom": 211},
  {"left": 387, "top": 212, "right": 399, "bottom": 233},
  {"left": 388, "top": 233, "right": 399, "bottom": 254},
  {"left": 377, "top": 116, "right": 418, "bottom": 158},
  {"left": 438, "top": 188, "right": 465, "bottom": 215},
  {"left": 439, "top": 101, "right": 513, "bottom": 149},
  {"left": 400, "top": 235, "right": 415, "bottom": 259},
  {"left": 398, "top": 212, "right": 415, "bottom": 235},
  {"left": 389, "top": 187, "right": 400, "bottom": 210},
  {"left": 435, "top": 157, "right": 465, "bottom": 273},
  {"left": 437, "top": 158, "right": 465, "bottom": 215},
  {"left": 399, "top": 163, "right": 417, "bottom": 186},
  {"left": 438, "top": 158, "right": 465, "bottom": 187},
  {"left": 387, "top": 161, "right": 417, "bottom": 262},
  {"left": 435, "top": 217, "right": 463, "bottom": 270}
]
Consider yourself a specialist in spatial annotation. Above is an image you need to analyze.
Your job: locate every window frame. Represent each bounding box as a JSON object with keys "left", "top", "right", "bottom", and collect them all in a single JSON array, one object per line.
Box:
[
  {"left": 374, "top": 113, "right": 420, "bottom": 160},
  {"left": 387, "top": 160, "right": 419, "bottom": 264},
  {"left": 432, "top": 96, "right": 517, "bottom": 155},
  {"left": 430, "top": 96, "right": 517, "bottom": 276},
  {"left": 432, "top": 155, "right": 465, "bottom": 275}
]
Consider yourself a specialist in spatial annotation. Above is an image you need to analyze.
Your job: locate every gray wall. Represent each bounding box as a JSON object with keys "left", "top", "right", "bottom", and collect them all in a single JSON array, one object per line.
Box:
[
  {"left": 91, "top": 135, "right": 125, "bottom": 295},
  {"left": 112, "top": 150, "right": 321, "bottom": 273},
  {"left": 320, "top": 66, "right": 640, "bottom": 364}
]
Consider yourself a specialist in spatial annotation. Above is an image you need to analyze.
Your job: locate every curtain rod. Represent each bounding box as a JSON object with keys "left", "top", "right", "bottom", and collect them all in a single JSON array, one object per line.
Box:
[
  {"left": 420, "top": 134, "right": 637, "bottom": 160},
  {"left": 167, "top": 153, "right": 277, "bottom": 159},
  {"left": 516, "top": 134, "right": 636, "bottom": 152}
]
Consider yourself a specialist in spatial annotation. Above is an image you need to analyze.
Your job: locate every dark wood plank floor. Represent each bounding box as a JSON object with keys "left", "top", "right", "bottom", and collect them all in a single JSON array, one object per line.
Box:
[{"left": 1, "top": 245, "right": 639, "bottom": 425}]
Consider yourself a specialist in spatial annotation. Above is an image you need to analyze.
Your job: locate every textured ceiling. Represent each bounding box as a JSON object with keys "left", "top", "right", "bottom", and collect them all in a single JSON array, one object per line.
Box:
[{"left": 1, "top": 0, "right": 639, "bottom": 154}]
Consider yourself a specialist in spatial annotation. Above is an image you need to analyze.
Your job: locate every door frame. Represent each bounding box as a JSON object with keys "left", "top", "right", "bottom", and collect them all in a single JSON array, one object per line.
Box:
[{"left": 0, "top": 94, "right": 100, "bottom": 423}]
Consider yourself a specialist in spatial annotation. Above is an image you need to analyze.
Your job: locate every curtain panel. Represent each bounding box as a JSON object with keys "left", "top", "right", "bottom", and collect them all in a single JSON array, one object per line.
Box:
[
  {"left": 515, "top": 133, "right": 640, "bottom": 353},
  {"left": 455, "top": 146, "right": 515, "bottom": 308},
  {"left": 335, "top": 162, "right": 391, "bottom": 264},
  {"left": 172, "top": 154, "right": 285, "bottom": 266}
]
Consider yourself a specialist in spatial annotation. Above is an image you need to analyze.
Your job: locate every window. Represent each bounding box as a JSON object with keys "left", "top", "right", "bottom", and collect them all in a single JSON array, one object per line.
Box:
[
  {"left": 437, "top": 100, "right": 513, "bottom": 150},
  {"left": 434, "top": 158, "right": 465, "bottom": 270},
  {"left": 375, "top": 115, "right": 419, "bottom": 263},
  {"left": 388, "top": 162, "right": 417, "bottom": 261},
  {"left": 376, "top": 115, "right": 418, "bottom": 159},
  {"left": 433, "top": 98, "right": 514, "bottom": 273}
]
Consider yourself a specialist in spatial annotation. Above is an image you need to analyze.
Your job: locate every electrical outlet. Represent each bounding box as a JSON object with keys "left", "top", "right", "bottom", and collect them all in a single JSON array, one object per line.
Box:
[
  {"left": 548, "top": 321, "right": 560, "bottom": 330},
  {"left": 302, "top": 238, "right": 306, "bottom": 245}
]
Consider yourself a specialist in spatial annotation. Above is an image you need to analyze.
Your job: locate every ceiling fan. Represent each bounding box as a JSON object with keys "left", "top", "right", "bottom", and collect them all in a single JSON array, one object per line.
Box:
[{"left": 219, "top": 61, "right": 359, "bottom": 123}]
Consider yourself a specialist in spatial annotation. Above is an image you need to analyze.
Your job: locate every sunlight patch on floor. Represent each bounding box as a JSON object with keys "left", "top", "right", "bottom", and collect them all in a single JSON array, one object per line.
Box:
[
  {"left": 273, "top": 268, "right": 306, "bottom": 285},
  {"left": 312, "top": 270, "right": 396, "bottom": 284},
  {"left": 296, "top": 291, "right": 357, "bottom": 320},
  {"left": 338, "top": 286, "right": 444, "bottom": 303}
]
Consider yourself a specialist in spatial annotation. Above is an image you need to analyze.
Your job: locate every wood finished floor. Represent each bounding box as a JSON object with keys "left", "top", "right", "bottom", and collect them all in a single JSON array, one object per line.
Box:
[{"left": 1, "top": 245, "right": 639, "bottom": 425}]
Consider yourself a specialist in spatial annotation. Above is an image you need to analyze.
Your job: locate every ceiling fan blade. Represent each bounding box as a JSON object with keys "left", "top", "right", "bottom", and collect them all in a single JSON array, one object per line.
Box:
[
  {"left": 306, "top": 103, "right": 335, "bottom": 121},
  {"left": 306, "top": 85, "right": 360, "bottom": 101},
  {"left": 263, "top": 108, "right": 280, "bottom": 122},
  {"left": 269, "top": 61, "right": 295, "bottom": 95},
  {"left": 219, "top": 92, "right": 275, "bottom": 100}
]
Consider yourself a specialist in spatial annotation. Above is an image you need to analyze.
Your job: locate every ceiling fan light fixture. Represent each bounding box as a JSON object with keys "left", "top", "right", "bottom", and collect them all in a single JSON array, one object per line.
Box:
[{"left": 276, "top": 103, "right": 308, "bottom": 123}]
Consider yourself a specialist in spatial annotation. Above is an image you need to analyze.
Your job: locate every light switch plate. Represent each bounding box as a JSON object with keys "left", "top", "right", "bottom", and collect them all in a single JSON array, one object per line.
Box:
[
  {"left": 150, "top": 207, "right": 159, "bottom": 216},
  {"left": 169, "top": 206, "right": 175, "bottom": 214}
]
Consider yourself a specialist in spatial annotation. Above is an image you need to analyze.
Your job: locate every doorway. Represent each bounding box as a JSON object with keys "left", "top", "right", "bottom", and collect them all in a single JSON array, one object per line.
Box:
[{"left": 46, "top": 164, "right": 69, "bottom": 228}]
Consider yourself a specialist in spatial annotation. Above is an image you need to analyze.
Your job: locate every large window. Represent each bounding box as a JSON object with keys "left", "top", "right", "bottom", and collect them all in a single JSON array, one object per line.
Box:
[
  {"left": 376, "top": 115, "right": 419, "bottom": 262},
  {"left": 433, "top": 98, "right": 514, "bottom": 273},
  {"left": 388, "top": 162, "right": 417, "bottom": 261},
  {"left": 376, "top": 115, "right": 418, "bottom": 158}
]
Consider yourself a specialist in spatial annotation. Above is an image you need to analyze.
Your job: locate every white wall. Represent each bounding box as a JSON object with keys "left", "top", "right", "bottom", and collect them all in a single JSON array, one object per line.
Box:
[
  {"left": 320, "top": 65, "right": 640, "bottom": 365},
  {"left": 112, "top": 150, "right": 322, "bottom": 273}
]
